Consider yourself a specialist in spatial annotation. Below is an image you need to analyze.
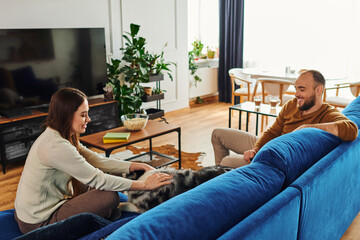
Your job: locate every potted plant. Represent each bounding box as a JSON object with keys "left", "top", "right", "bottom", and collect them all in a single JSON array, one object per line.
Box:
[
  {"left": 188, "top": 40, "right": 204, "bottom": 103},
  {"left": 107, "top": 23, "right": 174, "bottom": 117}
]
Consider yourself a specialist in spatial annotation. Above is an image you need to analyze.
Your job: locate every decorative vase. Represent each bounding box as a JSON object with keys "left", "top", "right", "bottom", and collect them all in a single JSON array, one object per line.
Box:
[{"left": 104, "top": 92, "right": 114, "bottom": 101}]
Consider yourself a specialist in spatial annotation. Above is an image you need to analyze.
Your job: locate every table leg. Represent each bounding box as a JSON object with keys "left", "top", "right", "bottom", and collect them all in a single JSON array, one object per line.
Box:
[
  {"left": 255, "top": 113, "right": 259, "bottom": 135},
  {"left": 238, "top": 111, "right": 242, "bottom": 130},
  {"left": 229, "top": 108, "right": 231, "bottom": 128},
  {"left": 105, "top": 150, "right": 112, "bottom": 157},
  {"left": 149, "top": 138, "right": 153, "bottom": 160},
  {"left": 178, "top": 129, "right": 181, "bottom": 169},
  {"left": 246, "top": 112, "right": 249, "bottom": 132}
]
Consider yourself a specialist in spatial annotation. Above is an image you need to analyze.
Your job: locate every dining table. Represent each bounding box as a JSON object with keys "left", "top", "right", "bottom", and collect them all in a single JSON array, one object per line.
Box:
[
  {"left": 242, "top": 68, "right": 298, "bottom": 82},
  {"left": 241, "top": 68, "right": 349, "bottom": 88}
]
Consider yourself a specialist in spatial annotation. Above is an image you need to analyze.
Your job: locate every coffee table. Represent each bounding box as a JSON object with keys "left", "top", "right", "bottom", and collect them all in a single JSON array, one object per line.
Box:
[
  {"left": 229, "top": 101, "right": 282, "bottom": 135},
  {"left": 80, "top": 120, "right": 181, "bottom": 169}
]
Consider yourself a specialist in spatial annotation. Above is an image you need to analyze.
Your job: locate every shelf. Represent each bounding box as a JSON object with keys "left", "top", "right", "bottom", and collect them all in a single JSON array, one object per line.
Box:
[
  {"left": 142, "top": 93, "right": 164, "bottom": 102},
  {"left": 149, "top": 74, "right": 164, "bottom": 82},
  {"left": 146, "top": 108, "right": 164, "bottom": 119}
]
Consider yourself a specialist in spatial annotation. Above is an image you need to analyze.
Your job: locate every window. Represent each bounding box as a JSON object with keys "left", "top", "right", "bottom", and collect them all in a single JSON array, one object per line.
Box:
[
  {"left": 244, "top": 0, "right": 360, "bottom": 83},
  {"left": 188, "top": 0, "right": 219, "bottom": 53}
]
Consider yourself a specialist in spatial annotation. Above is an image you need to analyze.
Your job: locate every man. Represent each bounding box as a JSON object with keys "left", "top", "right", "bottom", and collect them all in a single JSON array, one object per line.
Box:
[{"left": 212, "top": 70, "right": 358, "bottom": 168}]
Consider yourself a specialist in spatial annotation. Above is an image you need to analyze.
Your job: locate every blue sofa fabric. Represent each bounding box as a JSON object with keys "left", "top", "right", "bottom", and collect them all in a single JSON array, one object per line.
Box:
[
  {"left": 219, "top": 187, "right": 301, "bottom": 240},
  {"left": 293, "top": 138, "right": 360, "bottom": 240},
  {"left": 291, "top": 96, "right": 360, "bottom": 240},
  {"left": 293, "top": 139, "right": 360, "bottom": 240},
  {"left": 341, "top": 96, "right": 360, "bottom": 129},
  {"left": 252, "top": 128, "right": 342, "bottom": 188},
  {"left": 107, "top": 163, "right": 285, "bottom": 240},
  {"left": 0, "top": 209, "right": 22, "bottom": 240},
  {"left": 14, "top": 213, "right": 112, "bottom": 240},
  {"left": 0, "top": 192, "right": 130, "bottom": 240}
]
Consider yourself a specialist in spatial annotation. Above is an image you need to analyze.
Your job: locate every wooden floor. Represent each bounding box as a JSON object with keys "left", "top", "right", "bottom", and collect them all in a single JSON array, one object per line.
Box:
[{"left": 0, "top": 99, "right": 359, "bottom": 239}]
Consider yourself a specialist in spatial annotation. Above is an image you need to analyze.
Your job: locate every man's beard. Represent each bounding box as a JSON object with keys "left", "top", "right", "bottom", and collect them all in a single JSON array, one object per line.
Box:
[{"left": 298, "top": 94, "right": 316, "bottom": 111}]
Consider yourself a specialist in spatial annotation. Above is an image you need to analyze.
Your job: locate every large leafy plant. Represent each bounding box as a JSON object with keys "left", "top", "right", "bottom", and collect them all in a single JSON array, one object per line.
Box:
[{"left": 107, "top": 23, "right": 174, "bottom": 116}]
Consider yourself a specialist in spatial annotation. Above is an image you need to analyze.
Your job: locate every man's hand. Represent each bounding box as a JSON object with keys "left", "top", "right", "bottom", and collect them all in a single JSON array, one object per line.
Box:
[{"left": 243, "top": 148, "right": 259, "bottom": 163}]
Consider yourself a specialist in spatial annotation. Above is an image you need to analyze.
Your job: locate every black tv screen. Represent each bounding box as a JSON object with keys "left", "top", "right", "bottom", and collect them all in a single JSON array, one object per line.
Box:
[{"left": 0, "top": 28, "right": 107, "bottom": 116}]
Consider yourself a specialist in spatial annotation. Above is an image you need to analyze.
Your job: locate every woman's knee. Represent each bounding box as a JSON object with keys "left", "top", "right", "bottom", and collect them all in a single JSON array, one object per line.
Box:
[{"left": 96, "top": 190, "right": 120, "bottom": 208}]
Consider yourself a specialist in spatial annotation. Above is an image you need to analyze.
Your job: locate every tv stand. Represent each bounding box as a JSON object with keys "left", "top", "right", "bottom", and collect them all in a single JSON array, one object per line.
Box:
[
  {"left": 0, "top": 99, "right": 119, "bottom": 174},
  {"left": 35, "top": 105, "right": 49, "bottom": 113},
  {"left": 0, "top": 108, "right": 33, "bottom": 118}
]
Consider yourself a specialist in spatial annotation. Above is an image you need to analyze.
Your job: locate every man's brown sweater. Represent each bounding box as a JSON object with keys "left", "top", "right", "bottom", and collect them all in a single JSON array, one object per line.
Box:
[{"left": 254, "top": 98, "right": 358, "bottom": 150}]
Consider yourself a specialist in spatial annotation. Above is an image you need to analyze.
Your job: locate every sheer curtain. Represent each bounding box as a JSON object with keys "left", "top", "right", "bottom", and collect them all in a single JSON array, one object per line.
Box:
[{"left": 243, "top": 0, "right": 360, "bottom": 83}]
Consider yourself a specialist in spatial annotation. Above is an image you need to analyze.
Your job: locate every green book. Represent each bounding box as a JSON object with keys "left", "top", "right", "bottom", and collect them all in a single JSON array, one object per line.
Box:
[{"left": 103, "top": 132, "right": 131, "bottom": 140}]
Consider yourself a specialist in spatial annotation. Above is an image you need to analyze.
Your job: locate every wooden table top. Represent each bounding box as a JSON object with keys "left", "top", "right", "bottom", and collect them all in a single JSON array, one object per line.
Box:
[{"left": 79, "top": 120, "right": 180, "bottom": 151}]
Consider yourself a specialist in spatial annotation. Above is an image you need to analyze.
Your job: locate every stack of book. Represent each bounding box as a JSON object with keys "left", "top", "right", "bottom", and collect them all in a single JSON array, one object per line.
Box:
[{"left": 103, "top": 132, "right": 131, "bottom": 144}]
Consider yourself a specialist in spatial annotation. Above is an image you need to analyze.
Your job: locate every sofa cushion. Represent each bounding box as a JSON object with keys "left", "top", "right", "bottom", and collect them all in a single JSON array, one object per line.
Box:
[
  {"left": 0, "top": 209, "right": 22, "bottom": 240},
  {"left": 342, "top": 96, "right": 360, "bottom": 129},
  {"left": 252, "top": 128, "right": 342, "bottom": 188},
  {"left": 106, "top": 163, "right": 285, "bottom": 240}
]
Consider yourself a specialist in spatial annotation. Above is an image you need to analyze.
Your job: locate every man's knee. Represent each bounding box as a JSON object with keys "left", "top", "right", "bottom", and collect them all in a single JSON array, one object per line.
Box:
[
  {"left": 220, "top": 155, "right": 249, "bottom": 168},
  {"left": 211, "top": 128, "right": 226, "bottom": 144}
]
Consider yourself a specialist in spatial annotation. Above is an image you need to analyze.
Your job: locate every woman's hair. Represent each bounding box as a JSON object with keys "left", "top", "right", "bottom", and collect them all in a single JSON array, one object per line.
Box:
[
  {"left": 44, "top": 87, "right": 88, "bottom": 197},
  {"left": 44, "top": 87, "right": 87, "bottom": 147}
]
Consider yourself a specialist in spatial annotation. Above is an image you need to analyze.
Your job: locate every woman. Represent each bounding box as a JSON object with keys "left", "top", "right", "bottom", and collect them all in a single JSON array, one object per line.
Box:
[{"left": 14, "top": 87, "right": 172, "bottom": 234}]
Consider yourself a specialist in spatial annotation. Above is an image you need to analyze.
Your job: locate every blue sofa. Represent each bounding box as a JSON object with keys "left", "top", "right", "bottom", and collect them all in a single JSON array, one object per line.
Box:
[{"left": 1, "top": 97, "right": 359, "bottom": 240}]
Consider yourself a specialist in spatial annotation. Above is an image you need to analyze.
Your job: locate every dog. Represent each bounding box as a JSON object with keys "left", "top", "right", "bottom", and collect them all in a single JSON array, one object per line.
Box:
[{"left": 120, "top": 165, "right": 233, "bottom": 213}]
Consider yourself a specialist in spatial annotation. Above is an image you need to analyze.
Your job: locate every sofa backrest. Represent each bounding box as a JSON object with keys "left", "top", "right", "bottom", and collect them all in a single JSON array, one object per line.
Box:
[
  {"left": 342, "top": 96, "right": 360, "bottom": 130},
  {"left": 292, "top": 138, "right": 360, "bottom": 240},
  {"left": 292, "top": 96, "right": 360, "bottom": 239},
  {"left": 251, "top": 128, "right": 342, "bottom": 188},
  {"left": 107, "top": 163, "right": 285, "bottom": 240},
  {"left": 219, "top": 187, "right": 301, "bottom": 240}
]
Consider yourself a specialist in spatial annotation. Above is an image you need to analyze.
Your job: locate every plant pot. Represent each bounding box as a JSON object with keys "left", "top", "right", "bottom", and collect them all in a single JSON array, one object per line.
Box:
[
  {"left": 104, "top": 92, "right": 114, "bottom": 102},
  {"left": 207, "top": 50, "right": 215, "bottom": 59},
  {"left": 143, "top": 87, "right": 152, "bottom": 96},
  {"left": 142, "top": 93, "right": 164, "bottom": 102}
]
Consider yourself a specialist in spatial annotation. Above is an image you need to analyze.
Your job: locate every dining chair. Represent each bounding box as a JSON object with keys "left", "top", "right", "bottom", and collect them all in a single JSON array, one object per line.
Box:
[
  {"left": 253, "top": 78, "right": 295, "bottom": 133},
  {"left": 254, "top": 78, "right": 295, "bottom": 106},
  {"left": 229, "top": 68, "right": 261, "bottom": 105},
  {"left": 324, "top": 82, "right": 360, "bottom": 108}
]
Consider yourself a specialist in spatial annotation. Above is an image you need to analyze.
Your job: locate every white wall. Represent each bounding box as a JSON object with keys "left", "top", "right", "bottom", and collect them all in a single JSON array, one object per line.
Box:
[{"left": 0, "top": 0, "right": 189, "bottom": 112}]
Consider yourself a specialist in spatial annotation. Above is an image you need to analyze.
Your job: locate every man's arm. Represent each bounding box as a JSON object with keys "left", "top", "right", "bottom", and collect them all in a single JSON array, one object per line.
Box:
[
  {"left": 294, "top": 120, "right": 358, "bottom": 141},
  {"left": 294, "top": 122, "right": 338, "bottom": 136}
]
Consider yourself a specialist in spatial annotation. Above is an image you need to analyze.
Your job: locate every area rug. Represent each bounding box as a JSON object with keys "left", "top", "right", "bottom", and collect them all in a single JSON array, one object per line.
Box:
[{"left": 105, "top": 144, "right": 205, "bottom": 171}]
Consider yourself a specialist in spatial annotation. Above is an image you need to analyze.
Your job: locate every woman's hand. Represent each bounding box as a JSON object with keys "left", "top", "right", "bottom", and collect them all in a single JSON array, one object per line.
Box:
[
  {"left": 130, "top": 172, "right": 172, "bottom": 191},
  {"left": 129, "top": 162, "right": 155, "bottom": 172}
]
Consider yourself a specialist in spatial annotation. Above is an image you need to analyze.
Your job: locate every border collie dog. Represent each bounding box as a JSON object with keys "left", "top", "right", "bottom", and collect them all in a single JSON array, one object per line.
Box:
[{"left": 122, "top": 166, "right": 233, "bottom": 213}]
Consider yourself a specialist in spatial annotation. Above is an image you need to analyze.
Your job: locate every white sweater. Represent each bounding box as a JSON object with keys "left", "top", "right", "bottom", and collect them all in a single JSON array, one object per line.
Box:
[{"left": 15, "top": 127, "right": 133, "bottom": 224}]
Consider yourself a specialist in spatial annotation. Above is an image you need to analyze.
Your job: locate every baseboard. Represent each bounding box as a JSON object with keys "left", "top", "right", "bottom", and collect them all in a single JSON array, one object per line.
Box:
[{"left": 189, "top": 94, "right": 219, "bottom": 106}]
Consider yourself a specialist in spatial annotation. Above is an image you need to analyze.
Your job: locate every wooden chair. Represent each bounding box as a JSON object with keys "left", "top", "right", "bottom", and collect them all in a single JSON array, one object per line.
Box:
[
  {"left": 229, "top": 68, "right": 261, "bottom": 105},
  {"left": 253, "top": 78, "right": 295, "bottom": 133},
  {"left": 324, "top": 82, "right": 360, "bottom": 108},
  {"left": 254, "top": 78, "right": 295, "bottom": 106}
]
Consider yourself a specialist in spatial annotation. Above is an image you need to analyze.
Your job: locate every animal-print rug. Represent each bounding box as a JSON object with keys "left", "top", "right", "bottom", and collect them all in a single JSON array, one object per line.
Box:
[{"left": 107, "top": 144, "right": 205, "bottom": 171}]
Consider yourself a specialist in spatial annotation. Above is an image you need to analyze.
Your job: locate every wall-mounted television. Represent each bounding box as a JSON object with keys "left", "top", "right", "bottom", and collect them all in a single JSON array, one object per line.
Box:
[{"left": 0, "top": 28, "right": 107, "bottom": 117}]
